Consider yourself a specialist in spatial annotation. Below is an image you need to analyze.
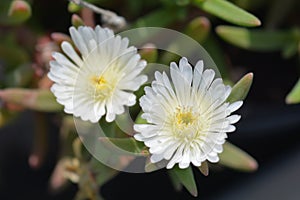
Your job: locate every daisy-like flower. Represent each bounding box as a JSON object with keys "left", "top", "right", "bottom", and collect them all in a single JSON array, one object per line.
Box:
[
  {"left": 134, "top": 57, "right": 243, "bottom": 169},
  {"left": 48, "top": 26, "right": 147, "bottom": 122}
]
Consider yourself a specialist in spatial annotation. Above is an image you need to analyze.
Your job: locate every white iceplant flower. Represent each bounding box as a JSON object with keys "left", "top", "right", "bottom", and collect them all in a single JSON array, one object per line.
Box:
[
  {"left": 48, "top": 26, "right": 147, "bottom": 122},
  {"left": 134, "top": 57, "right": 243, "bottom": 169}
]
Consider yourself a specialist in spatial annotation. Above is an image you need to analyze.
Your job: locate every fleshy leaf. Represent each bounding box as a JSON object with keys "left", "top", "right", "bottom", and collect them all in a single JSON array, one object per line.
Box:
[
  {"left": 198, "top": 161, "right": 209, "bottom": 176},
  {"left": 68, "top": 1, "right": 82, "bottom": 13},
  {"left": 135, "top": 111, "right": 148, "bottom": 124},
  {"left": 8, "top": 0, "right": 31, "bottom": 25},
  {"left": 139, "top": 44, "right": 158, "bottom": 63},
  {"left": 227, "top": 72, "right": 253, "bottom": 103},
  {"left": 144, "top": 157, "right": 160, "bottom": 172},
  {"left": 286, "top": 78, "right": 300, "bottom": 104},
  {"left": 216, "top": 26, "right": 294, "bottom": 52},
  {"left": 71, "top": 14, "right": 85, "bottom": 28},
  {"left": 0, "top": 89, "right": 63, "bottom": 112},
  {"left": 169, "top": 165, "right": 198, "bottom": 197},
  {"left": 193, "top": 0, "right": 261, "bottom": 27},
  {"left": 168, "top": 170, "right": 183, "bottom": 191},
  {"left": 144, "top": 158, "right": 167, "bottom": 173},
  {"left": 184, "top": 16, "right": 211, "bottom": 43},
  {"left": 98, "top": 137, "right": 149, "bottom": 156},
  {"left": 219, "top": 142, "right": 258, "bottom": 172}
]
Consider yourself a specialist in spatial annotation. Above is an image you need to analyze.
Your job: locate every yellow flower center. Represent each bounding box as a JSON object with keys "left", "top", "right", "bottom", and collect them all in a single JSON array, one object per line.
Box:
[
  {"left": 176, "top": 110, "right": 195, "bottom": 126},
  {"left": 171, "top": 106, "right": 209, "bottom": 143},
  {"left": 91, "top": 75, "right": 115, "bottom": 100}
]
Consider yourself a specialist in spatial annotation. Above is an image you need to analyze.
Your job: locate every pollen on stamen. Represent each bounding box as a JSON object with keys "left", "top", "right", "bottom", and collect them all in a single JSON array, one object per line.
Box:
[{"left": 91, "top": 76, "right": 114, "bottom": 100}]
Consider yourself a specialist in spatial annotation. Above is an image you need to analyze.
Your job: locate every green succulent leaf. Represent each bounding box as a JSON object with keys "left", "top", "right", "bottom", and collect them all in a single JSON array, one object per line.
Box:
[
  {"left": 144, "top": 158, "right": 161, "bottom": 172},
  {"left": 286, "top": 78, "right": 300, "bottom": 104},
  {"left": 7, "top": 0, "right": 31, "bottom": 25},
  {"left": 168, "top": 170, "right": 183, "bottom": 191},
  {"left": 0, "top": 89, "right": 63, "bottom": 112},
  {"left": 219, "top": 142, "right": 258, "bottom": 172},
  {"left": 139, "top": 45, "right": 158, "bottom": 63},
  {"left": 169, "top": 165, "right": 198, "bottom": 197},
  {"left": 135, "top": 111, "right": 148, "bottom": 124},
  {"left": 184, "top": 17, "right": 211, "bottom": 43},
  {"left": 71, "top": 14, "right": 85, "bottom": 28},
  {"left": 227, "top": 72, "right": 253, "bottom": 103},
  {"left": 68, "top": 1, "right": 82, "bottom": 13},
  {"left": 198, "top": 161, "right": 209, "bottom": 176},
  {"left": 193, "top": 0, "right": 261, "bottom": 27},
  {"left": 98, "top": 137, "right": 149, "bottom": 156},
  {"left": 216, "top": 26, "right": 295, "bottom": 52}
]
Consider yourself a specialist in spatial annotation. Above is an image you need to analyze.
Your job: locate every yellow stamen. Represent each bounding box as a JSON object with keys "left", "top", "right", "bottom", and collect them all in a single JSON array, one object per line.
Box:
[{"left": 91, "top": 75, "right": 113, "bottom": 100}]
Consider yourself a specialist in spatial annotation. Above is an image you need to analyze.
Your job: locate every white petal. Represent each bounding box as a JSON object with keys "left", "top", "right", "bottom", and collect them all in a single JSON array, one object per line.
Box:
[
  {"left": 227, "top": 115, "right": 241, "bottom": 124},
  {"left": 228, "top": 101, "right": 243, "bottom": 113},
  {"left": 61, "top": 41, "right": 83, "bottom": 67}
]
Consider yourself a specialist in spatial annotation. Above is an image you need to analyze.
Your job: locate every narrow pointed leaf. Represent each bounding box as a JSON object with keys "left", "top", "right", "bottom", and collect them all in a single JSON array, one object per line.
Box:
[
  {"left": 7, "top": 0, "right": 31, "bottom": 24},
  {"left": 98, "top": 137, "right": 149, "bottom": 156},
  {"left": 170, "top": 165, "right": 198, "bottom": 197},
  {"left": 216, "top": 26, "right": 293, "bottom": 51},
  {"left": 168, "top": 170, "right": 183, "bottom": 191},
  {"left": 145, "top": 158, "right": 160, "bottom": 172},
  {"left": 144, "top": 158, "right": 167, "bottom": 173},
  {"left": 184, "top": 17, "right": 211, "bottom": 43},
  {"left": 219, "top": 142, "right": 258, "bottom": 172},
  {"left": 71, "top": 14, "right": 85, "bottom": 28},
  {"left": 68, "top": 1, "right": 81, "bottom": 13},
  {"left": 227, "top": 72, "right": 253, "bottom": 103},
  {"left": 198, "top": 161, "right": 209, "bottom": 176},
  {"left": 0, "top": 89, "right": 63, "bottom": 112},
  {"left": 139, "top": 44, "right": 158, "bottom": 63},
  {"left": 193, "top": 0, "right": 261, "bottom": 27},
  {"left": 286, "top": 78, "right": 300, "bottom": 104},
  {"left": 135, "top": 111, "right": 148, "bottom": 124}
]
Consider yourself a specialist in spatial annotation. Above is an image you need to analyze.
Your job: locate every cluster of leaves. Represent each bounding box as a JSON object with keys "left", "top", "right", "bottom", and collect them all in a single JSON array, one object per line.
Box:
[{"left": 1, "top": 0, "right": 299, "bottom": 199}]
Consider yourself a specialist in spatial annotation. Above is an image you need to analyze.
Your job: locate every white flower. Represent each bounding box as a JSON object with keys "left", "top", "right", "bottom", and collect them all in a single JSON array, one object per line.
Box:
[
  {"left": 48, "top": 26, "right": 147, "bottom": 123},
  {"left": 134, "top": 57, "right": 243, "bottom": 169}
]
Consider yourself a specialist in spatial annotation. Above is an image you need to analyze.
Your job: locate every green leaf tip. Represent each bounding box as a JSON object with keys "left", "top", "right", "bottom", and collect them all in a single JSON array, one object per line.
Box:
[
  {"left": 227, "top": 72, "right": 254, "bottom": 103},
  {"left": 193, "top": 0, "right": 261, "bottom": 27},
  {"left": 184, "top": 17, "right": 211, "bottom": 43},
  {"left": 219, "top": 142, "right": 258, "bottom": 172},
  {"left": 170, "top": 165, "right": 198, "bottom": 197},
  {"left": 286, "top": 78, "right": 300, "bottom": 104},
  {"left": 71, "top": 14, "right": 85, "bottom": 28},
  {"left": 198, "top": 161, "right": 209, "bottom": 176},
  {"left": 216, "top": 26, "right": 295, "bottom": 52},
  {"left": 8, "top": 0, "right": 31, "bottom": 24}
]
